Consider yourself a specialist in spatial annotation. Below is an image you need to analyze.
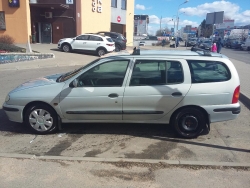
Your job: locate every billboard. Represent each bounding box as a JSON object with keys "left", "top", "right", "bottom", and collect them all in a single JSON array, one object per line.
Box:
[
  {"left": 206, "top": 11, "right": 224, "bottom": 24},
  {"left": 216, "top": 20, "right": 234, "bottom": 29}
]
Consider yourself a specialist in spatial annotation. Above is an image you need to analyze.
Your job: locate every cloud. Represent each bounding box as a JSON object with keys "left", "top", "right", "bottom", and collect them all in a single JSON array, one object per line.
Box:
[
  {"left": 135, "top": 4, "right": 146, "bottom": 10},
  {"left": 180, "top": 1, "right": 250, "bottom": 25},
  {"left": 149, "top": 15, "right": 160, "bottom": 24}
]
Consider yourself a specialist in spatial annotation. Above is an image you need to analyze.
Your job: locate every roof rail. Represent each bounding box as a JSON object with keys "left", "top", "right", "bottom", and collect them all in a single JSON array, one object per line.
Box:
[{"left": 191, "top": 47, "right": 212, "bottom": 56}]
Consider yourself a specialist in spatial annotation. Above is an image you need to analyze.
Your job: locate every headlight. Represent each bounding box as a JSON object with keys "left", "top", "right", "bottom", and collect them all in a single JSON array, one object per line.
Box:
[{"left": 5, "top": 95, "right": 10, "bottom": 102}]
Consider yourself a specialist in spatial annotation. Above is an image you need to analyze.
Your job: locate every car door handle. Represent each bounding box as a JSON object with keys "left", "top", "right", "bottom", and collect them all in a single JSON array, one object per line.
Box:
[
  {"left": 83, "top": 42, "right": 86, "bottom": 44},
  {"left": 172, "top": 92, "right": 182, "bottom": 97},
  {"left": 108, "top": 93, "right": 119, "bottom": 98}
]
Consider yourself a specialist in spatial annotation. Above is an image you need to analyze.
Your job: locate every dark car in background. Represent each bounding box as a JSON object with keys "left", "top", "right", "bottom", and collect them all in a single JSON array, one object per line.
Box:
[
  {"left": 96, "top": 31, "right": 127, "bottom": 52},
  {"left": 199, "top": 40, "right": 212, "bottom": 51},
  {"left": 186, "top": 38, "right": 197, "bottom": 47}
]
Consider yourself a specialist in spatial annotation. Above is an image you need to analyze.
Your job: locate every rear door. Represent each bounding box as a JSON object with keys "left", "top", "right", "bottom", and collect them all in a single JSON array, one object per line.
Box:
[
  {"left": 86, "top": 35, "right": 104, "bottom": 51},
  {"left": 122, "top": 58, "right": 191, "bottom": 121}
]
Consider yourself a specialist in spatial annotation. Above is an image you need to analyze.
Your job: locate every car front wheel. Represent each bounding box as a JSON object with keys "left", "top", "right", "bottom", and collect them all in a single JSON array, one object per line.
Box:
[
  {"left": 25, "top": 104, "right": 58, "bottom": 134},
  {"left": 172, "top": 108, "right": 205, "bottom": 139},
  {"left": 62, "top": 44, "right": 71, "bottom": 52}
]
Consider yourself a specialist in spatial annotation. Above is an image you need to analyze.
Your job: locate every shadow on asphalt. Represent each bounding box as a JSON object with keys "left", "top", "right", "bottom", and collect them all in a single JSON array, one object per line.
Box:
[
  {"left": 1, "top": 108, "right": 250, "bottom": 153},
  {"left": 50, "top": 48, "right": 99, "bottom": 57}
]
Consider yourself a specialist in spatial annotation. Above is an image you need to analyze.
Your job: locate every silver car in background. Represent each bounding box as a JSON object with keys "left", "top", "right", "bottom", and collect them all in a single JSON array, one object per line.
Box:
[{"left": 3, "top": 49, "right": 241, "bottom": 138}]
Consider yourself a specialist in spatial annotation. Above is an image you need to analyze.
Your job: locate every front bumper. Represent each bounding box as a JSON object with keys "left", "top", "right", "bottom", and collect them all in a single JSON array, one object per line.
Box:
[{"left": 2, "top": 103, "right": 24, "bottom": 123}]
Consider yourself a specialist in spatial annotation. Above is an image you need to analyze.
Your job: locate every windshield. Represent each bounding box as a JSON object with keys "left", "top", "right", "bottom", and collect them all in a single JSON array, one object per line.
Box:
[{"left": 57, "top": 58, "right": 100, "bottom": 82}]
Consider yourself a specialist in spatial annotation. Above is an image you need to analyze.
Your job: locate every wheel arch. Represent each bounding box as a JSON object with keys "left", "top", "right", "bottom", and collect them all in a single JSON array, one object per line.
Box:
[
  {"left": 169, "top": 105, "right": 210, "bottom": 125},
  {"left": 96, "top": 46, "right": 107, "bottom": 53},
  {"left": 61, "top": 42, "right": 72, "bottom": 50},
  {"left": 22, "top": 101, "right": 60, "bottom": 121}
]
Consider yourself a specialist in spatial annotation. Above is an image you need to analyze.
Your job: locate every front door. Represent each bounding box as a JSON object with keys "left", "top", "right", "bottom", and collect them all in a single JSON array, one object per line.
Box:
[
  {"left": 123, "top": 59, "right": 191, "bottom": 121},
  {"left": 59, "top": 59, "right": 131, "bottom": 121},
  {"left": 41, "top": 23, "right": 52, "bottom": 43},
  {"left": 71, "top": 35, "right": 89, "bottom": 50},
  {"left": 52, "top": 22, "right": 63, "bottom": 44}
]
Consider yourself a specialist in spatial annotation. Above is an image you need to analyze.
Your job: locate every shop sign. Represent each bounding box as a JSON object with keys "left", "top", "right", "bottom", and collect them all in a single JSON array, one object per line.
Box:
[
  {"left": 8, "top": 0, "right": 20, "bottom": 7},
  {"left": 92, "top": 0, "right": 102, "bottom": 13},
  {"left": 66, "top": 0, "right": 73, "bottom": 4},
  {"left": 0, "top": 11, "right": 6, "bottom": 30}
]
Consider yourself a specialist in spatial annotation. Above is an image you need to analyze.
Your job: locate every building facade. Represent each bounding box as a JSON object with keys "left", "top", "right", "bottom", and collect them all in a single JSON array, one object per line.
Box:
[
  {"left": 134, "top": 15, "right": 149, "bottom": 36},
  {"left": 0, "top": 0, "right": 134, "bottom": 45}
]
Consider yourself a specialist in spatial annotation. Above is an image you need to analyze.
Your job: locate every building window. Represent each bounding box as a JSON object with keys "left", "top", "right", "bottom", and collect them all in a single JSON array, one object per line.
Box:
[
  {"left": 0, "top": 11, "right": 6, "bottom": 30},
  {"left": 121, "top": 0, "right": 127, "bottom": 10},
  {"left": 111, "top": 0, "right": 117, "bottom": 8}
]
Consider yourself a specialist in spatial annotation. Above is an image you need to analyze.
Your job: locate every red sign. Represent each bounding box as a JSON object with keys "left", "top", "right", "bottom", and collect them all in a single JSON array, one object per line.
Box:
[{"left": 117, "top": 16, "right": 121, "bottom": 23}]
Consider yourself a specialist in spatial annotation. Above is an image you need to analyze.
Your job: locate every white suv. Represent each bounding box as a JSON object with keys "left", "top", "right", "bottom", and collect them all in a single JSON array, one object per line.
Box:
[{"left": 58, "top": 34, "right": 115, "bottom": 56}]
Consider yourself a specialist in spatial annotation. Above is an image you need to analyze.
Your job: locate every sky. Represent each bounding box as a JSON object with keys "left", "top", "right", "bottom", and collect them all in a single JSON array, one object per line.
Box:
[{"left": 134, "top": 0, "right": 250, "bottom": 35}]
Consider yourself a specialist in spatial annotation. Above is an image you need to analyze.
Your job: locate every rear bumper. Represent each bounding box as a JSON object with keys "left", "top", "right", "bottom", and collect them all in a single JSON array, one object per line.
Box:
[
  {"left": 202, "top": 103, "right": 241, "bottom": 123},
  {"left": 2, "top": 103, "right": 24, "bottom": 123}
]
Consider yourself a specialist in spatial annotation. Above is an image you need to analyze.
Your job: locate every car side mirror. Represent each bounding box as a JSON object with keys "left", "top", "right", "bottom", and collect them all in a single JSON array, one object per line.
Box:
[{"left": 69, "top": 79, "right": 78, "bottom": 88}]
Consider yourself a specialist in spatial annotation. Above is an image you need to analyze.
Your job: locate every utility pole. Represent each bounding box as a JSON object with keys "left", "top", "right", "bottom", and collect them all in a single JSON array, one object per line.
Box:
[{"left": 160, "top": 16, "right": 162, "bottom": 35}]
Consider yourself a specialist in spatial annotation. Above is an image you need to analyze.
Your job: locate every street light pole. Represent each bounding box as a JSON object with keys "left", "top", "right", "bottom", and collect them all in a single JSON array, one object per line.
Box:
[{"left": 175, "top": 0, "right": 189, "bottom": 48}]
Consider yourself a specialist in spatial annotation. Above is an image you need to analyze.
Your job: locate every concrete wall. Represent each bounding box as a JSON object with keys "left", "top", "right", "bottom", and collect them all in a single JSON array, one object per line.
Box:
[
  {"left": 125, "top": 0, "right": 134, "bottom": 46},
  {"left": 0, "top": 0, "right": 31, "bottom": 44},
  {"left": 81, "top": 0, "right": 111, "bottom": 34}
]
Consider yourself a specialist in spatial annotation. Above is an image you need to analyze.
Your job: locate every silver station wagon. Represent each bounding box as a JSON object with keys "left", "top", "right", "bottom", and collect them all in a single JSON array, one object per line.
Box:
[{"left": 3, "top": 48, "right": 241, "bottom": 138}]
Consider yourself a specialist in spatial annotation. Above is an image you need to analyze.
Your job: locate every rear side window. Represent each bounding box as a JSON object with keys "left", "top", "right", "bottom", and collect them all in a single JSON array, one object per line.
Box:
[
  {"left": 106, "top": 37, "right": 113, "bottom": 42},
  {"left": 187, "top": 60, "right": 231, "bottom": 83}
]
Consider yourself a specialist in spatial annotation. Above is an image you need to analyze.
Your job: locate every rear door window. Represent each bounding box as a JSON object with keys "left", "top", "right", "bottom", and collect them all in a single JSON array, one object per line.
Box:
[
  {"left": 187, "top": 60, "right": 231, "bottom": 83},
  {"left": 130, "top": 60, "right": 184, "bottom": 86}
]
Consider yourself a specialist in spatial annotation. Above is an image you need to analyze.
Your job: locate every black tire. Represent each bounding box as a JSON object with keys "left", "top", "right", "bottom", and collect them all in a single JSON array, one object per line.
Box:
[
  {"left": 172, "top": 108, "right": 205, "bottom": 139},
  {"left": 24, "top": 104, "right": 58, "bottom": 134},
  {"left": 115, "top": 45, "right": 121, "bottom": 52},
  {"left": 62, "top": 43, "right": 71, "bottom": 52},
  {"left": 97, "top": 48, "right": 106, "bottom": 57}
]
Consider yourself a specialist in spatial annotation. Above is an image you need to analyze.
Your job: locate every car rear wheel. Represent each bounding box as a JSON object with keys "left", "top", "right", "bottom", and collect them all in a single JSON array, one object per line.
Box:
[
  {"left": 62, "top": 44, "right": 71, "bottom": 52},
  {"left": 172, "top": 108, "right": 205, "bottom": 139},
  {"left": 115, "top": 45, "right": 121, "bottom": 52},
  {"left": 25, "top": 104, "right": 58, "bottom": 134},
  {"left": 97, "top": 48, "right": 106, "bottom": 57}
]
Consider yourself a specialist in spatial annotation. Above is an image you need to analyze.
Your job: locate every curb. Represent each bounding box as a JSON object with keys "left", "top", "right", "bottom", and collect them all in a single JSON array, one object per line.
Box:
[
  {"left": 240, "top": 92, "right": 250, "bottom": 110},
  {"left": 0, "top": 153, "right": 250, "bottom": 168}
]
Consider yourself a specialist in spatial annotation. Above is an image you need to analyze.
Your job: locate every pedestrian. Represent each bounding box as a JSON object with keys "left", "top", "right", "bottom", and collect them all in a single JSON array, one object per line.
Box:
[
  {"left": 216, "top": 38, "right": 223, "bottom": 53},
  {"left": 211, "top": 43, "right": 217, "bottom": 52}
]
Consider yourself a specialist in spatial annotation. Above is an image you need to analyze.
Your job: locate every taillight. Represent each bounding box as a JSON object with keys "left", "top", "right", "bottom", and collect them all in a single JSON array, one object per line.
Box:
[
  {"left": 232, "top": 86, "right": 240, "bottom": 104},
  {"left": 106, "top": 44, "right": 113, "bottom": 46}
]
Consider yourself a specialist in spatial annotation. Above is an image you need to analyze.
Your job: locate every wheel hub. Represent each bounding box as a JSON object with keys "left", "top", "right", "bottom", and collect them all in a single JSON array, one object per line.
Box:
[{"left": 181, "top": 115, "right": 198, "bottom": 131}]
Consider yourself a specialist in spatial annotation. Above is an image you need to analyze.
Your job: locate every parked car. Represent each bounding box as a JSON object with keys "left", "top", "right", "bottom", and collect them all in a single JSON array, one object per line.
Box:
[
  {"left": 241, "top": 38, "right": 250, "bottom": 51},
  {"left": 139, "top": 41, "right": 146, "bottom": 46},
  {"left": 58, "top": 34, "right": 115, "bottom": 57},
  {"left": 96, "top": 31, "right": 127, "bottom": 52},
  {"left": 3, "top": 49, "right": 241, "bottom": 139},
  {"left": 198, "top": 40, "right": 212, "bottom": 51},
  {"left": 186, "top": 38, "right": 197, "bottom": 47}
]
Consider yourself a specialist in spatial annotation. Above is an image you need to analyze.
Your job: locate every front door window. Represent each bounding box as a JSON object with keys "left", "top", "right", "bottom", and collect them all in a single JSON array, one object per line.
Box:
[{"left": 77, "top": 60, "right": 129, "bottom": 87}]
